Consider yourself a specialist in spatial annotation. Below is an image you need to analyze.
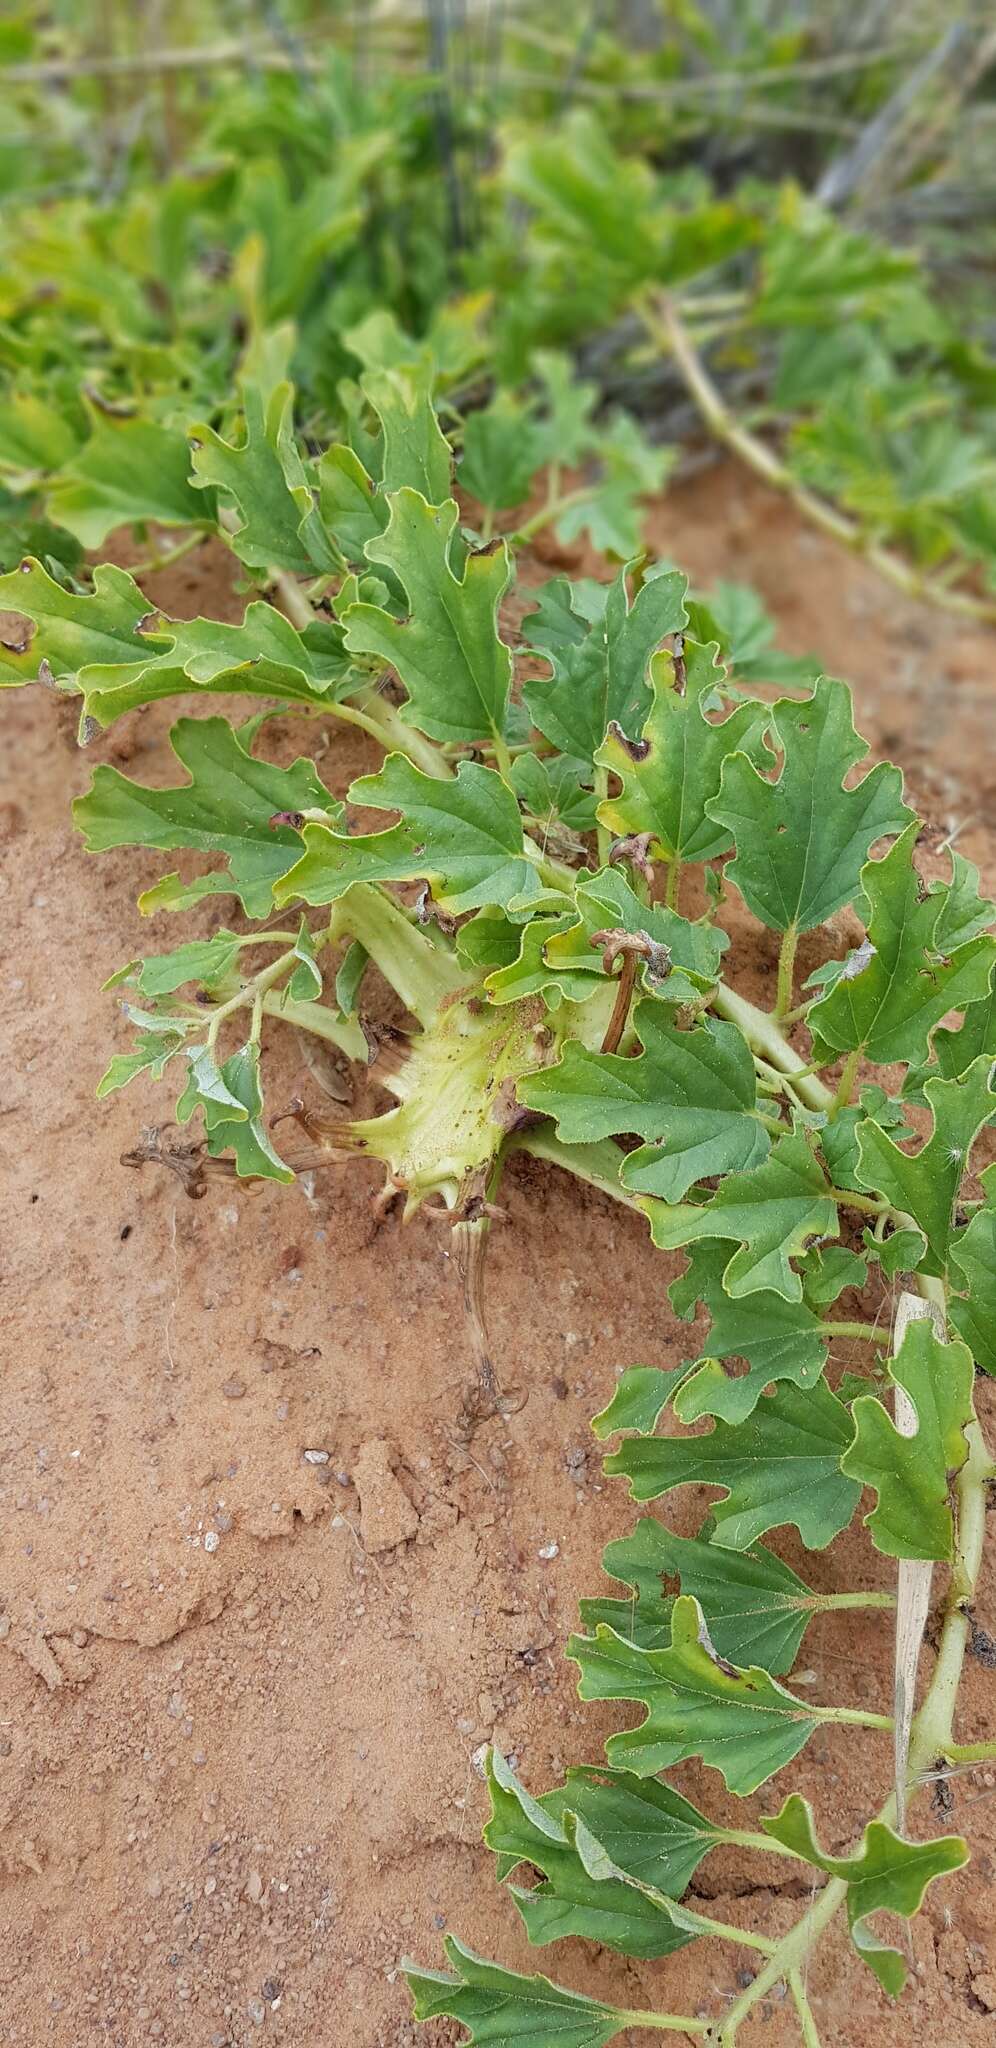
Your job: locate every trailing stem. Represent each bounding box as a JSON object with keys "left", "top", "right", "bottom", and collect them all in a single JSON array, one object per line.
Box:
[
  {"left": 641, "top": 296, "right": 996, "bottom": 630},
  {"left": 702, "top": 1390, "right": 993, "bottom": 2045}
]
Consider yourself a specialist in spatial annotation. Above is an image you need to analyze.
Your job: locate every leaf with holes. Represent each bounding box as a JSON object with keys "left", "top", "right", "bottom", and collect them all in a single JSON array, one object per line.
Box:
[
  {"left": 585, "top": 1520, "right": 825, "bottom": 1676},
  {"left": 0, "top": 556, "right": 151, "bottom": 691},
  {"left": 274, "top": 754, "right": 557, "bottom": 918},
  {"left": 523, "top": 563, "right": 687, "bottom": 773},
  {"left": 667, "top": 1242, "right": 830, "bottom": 1424},
  {"left": 595, "top": 638, "right": 769, "bottom": 866}
]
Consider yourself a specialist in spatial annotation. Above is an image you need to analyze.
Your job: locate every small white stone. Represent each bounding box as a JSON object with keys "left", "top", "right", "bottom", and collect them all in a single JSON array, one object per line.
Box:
[
  {"left": 204, "top": 1530, "right": 220, "bottom": 1554},
  {"left": 302, "top": 1449, "right": 330, "bottom": 1465},
  {"left": 537, "top": 1542, "right": 559, "bottom": 1561}
]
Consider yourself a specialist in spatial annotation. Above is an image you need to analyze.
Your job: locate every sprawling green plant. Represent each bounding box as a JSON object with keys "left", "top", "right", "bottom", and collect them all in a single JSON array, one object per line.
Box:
[
  {"left": 5, "top": 14, "right": 996, "bottom": 625},
  {"left": 4, "top": 339, "right": 994, "bottom": 2041}
]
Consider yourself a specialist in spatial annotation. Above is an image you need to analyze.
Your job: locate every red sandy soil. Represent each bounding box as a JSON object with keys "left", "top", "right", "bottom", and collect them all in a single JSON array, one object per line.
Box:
[{"left": 1, "top": 461, "right": 995, "bottom": 2047}]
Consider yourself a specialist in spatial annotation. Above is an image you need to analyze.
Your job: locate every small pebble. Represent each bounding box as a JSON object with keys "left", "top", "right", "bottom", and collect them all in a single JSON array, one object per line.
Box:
[
  {"left": 302, "top": 1448, "right": 329, "bottom": 1465},
  {"left": 204, "top": 1530, "right": 220, "bottom": 1554},
  {"left": 537, "top": 1542, "right": 559, "bottom": 1561},
  {"left": 222, "top": 1378, "right": 246, "bottom": 1400}
]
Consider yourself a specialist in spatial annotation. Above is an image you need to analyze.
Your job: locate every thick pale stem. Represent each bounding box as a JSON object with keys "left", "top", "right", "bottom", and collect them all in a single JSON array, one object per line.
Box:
[
  {"left": 675, "top": 1907, "right": 777, "bottom": 1957},
  {"left": 708, "top": 1876, "right": 847, "bottom": 2046},
  {"left": 490, "top": 727, "right": 514, "bottom": 782},
  {"left": 261, "top": 991, "right": 368, "bottom": 1061},
  {"left": 131, "top": 528, "right": 207, "bottom": 578},
  {"left": 789, "top": 1969, "right": 822, "bottom": 2048},
  {"left": 775, "top": 922, "right": 798, "bottom": 1021},
  {"left": 513, "top": 484, "right": 590, "bottom": 546},
  {"left": 331, "top": 884, "right": 465, "bottom": 1027},
  {"left": 908, "top": 1406, "right": 992, "bottom": 1774},
  {"left": 807, "top": 1589, "right": 896, "bottom": 1613},
  {"left": 819, "top": 1320, "right": 890, "bottom": 1347},
  {"left": 512, "top": 1128, "right": 645, "bottom": 1209},
  {"left": 829, "top": 1045, "right": 863, "bottom": 1118},
  {"left": 331, "top": 677, "right": 452, "bottom": 778},
  {"left": 206, "top": 947, "right": 297, "bottom": 1047},
  {"left": 811, "top": 1706, "right": 893, "bottom": 1731},
  {"left": 617, "top": 2015, "right": 707, "bottom": 2037},
  {"left": 711, "top": 982, "right": 833, "bottom": 1113}
]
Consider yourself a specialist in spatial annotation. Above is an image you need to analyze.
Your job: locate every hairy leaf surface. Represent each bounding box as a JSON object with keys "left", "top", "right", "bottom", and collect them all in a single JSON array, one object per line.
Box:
[
  {"left": 74, "top": 717, "right": 337, "bottom": 916},
  {"left": 275, "top": 754, "right": 554, "bottom": 916},
  {"left": 706, "top": 678, "right": 911, "bottom": 934},
  {"left": 520, "top": 1007, "right": 768, "bottom": 1202},
  {"left": 343, "top": 490, "right": 512, "bottom": 747},
  {"left": 809, "top": 826, "right": 996, "bottom": 1066},
  {"left": 570, "top": 1598, "right": 823, "bottom": 1793},
  {"left": 842, "top": 1322, "right": 974, "bottom": 1559},
  {"left": 604, "top": 1378, "right": 859, "bottom": 1551},
  {"left": 643, "top": 1132, "right": 838, "bottom": 1301}
]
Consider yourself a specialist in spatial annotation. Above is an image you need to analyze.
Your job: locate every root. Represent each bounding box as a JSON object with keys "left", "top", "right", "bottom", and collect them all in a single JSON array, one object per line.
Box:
[
  {"left": 451, "top": 1204, "right": 524, "bottom": 1437},
  {"left": 121, "top": 1126, "right": 234, "bottom": 1199}
]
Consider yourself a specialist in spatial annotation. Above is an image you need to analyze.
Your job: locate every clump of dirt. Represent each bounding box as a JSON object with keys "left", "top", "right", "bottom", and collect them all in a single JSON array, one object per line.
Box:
[{"left": 1, "top": 464, "right": 995, "bottom": 2047}]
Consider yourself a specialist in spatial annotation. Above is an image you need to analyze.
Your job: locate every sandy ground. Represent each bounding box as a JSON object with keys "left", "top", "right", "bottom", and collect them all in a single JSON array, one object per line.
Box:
[{"left": 2, "top": 459, "right": 995, "bottom": 2047}]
